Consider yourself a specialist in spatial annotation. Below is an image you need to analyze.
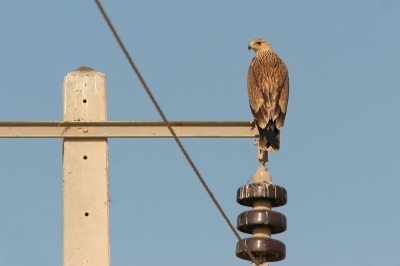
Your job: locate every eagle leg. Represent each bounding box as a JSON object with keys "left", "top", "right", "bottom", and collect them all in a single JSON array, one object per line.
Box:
[
  {"left": 258, "top": 148, "right": 268, "bottom": 166},
  {"left": 254, "top": 140, "right": 268, "bottom": 165}
]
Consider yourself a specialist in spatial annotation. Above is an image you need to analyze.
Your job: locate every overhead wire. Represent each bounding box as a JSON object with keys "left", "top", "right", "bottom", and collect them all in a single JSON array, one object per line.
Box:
[{"left": 93, "top": 1, "right": 260, "bottom": 265}]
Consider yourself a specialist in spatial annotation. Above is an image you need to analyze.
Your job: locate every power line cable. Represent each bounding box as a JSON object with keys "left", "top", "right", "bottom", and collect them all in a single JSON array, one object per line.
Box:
[{"left": 93, "top": 1, "right": 259, "bottom": 265}]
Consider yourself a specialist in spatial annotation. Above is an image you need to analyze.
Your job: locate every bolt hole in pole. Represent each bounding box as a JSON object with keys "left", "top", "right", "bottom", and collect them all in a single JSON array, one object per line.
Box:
[
  {"left": 85, "top": 212, "right": 89, "bottom": 217},
  {"left": 83, "top": 155, "right": 88, "bottom": 160},
  {"left": 83, "top": 99, "right": 87, "bottom": 103}
]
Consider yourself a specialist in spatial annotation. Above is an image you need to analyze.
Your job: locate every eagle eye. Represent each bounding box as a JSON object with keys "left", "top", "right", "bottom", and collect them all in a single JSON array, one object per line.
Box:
[{"left": 256, "top": 42, "right": 261, "bottom": 45}]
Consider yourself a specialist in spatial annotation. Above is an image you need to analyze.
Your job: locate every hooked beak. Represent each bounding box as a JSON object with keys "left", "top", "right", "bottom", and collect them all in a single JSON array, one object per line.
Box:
[{"left": 248, "top": 44, "right": 251, "bottom": 51}]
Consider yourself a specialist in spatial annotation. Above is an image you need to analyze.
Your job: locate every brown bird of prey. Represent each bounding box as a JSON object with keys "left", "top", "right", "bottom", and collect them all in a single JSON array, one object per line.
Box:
[{"left": 248, "top": 38, "right": 289, "bottom": 152}]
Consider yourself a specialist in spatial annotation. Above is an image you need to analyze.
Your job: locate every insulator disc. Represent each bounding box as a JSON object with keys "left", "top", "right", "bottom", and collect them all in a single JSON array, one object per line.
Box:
[
  {"left": 236, "top": 237, "right": 285, "bottom": 262},
  {"left": 237, "top": 209, "right": 287, "bottom": 234},
  {"left": 237, "top": 183, "right": 287, "bottom": 207}
]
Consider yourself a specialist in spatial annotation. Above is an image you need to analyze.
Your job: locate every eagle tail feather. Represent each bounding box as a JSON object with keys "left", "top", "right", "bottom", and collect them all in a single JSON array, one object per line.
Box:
[{"left": 258, "top": 125, "right": 280, "bottom": 152}]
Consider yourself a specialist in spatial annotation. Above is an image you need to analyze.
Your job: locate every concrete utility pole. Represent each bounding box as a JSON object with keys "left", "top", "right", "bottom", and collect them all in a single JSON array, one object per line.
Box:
[
  {"left": 0, "top": 67, "right": 258, "bottom": 266},
  {"left": 62, "top": 67, "right": 110, "bottom": 265}
]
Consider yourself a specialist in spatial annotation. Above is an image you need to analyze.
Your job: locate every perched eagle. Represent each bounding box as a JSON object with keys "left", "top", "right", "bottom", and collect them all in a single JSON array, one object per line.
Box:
[{"left": 248, "top": 38, "right": 289, "bottom": 152}]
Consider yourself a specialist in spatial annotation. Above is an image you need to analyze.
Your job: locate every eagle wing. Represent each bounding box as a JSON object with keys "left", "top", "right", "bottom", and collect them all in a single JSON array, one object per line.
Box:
[
  {"left": 247, "top": 60, "right": 265, "bottom": 126},
  {"left": 275, "top": 71, "right": 289, "bottom": 129}
]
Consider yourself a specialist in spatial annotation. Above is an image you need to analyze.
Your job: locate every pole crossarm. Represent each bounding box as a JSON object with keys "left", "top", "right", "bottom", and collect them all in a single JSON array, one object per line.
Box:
[{"left": 0, "top": 121, "right": 258, "bottom": 138}]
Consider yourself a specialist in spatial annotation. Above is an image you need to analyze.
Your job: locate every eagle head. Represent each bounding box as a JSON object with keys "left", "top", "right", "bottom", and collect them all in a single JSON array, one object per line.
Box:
[{"left": 248, "top": 38, "right": 272, "bottom": 52}]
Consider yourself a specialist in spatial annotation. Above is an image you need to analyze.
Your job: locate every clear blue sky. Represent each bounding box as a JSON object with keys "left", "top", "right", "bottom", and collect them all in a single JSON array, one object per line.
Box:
[{"left": 1, "top": 1, "right": 399, "bottom": 265}]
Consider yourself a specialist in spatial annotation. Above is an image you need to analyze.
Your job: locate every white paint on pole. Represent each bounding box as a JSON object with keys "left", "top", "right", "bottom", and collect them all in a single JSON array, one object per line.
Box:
[{"left": 62, "top": 67, "right": 109, "bottom": 266}]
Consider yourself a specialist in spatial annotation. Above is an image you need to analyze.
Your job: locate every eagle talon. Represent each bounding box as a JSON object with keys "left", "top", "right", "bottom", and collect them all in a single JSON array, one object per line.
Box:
[
  {"left": 253, "top": 139, "right": 259, "bottom": 147},
  {"left": 250, "top": 119, "right": 256, "bottom": 129}
]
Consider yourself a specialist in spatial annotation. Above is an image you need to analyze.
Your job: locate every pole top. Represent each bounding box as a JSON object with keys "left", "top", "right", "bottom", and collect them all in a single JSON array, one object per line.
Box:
[
  {"left": 68, "top": 66, "right": 106, "bottom": 77},
  {"left": 75, "top": 66, "right": 96, "bottom": 72}
]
